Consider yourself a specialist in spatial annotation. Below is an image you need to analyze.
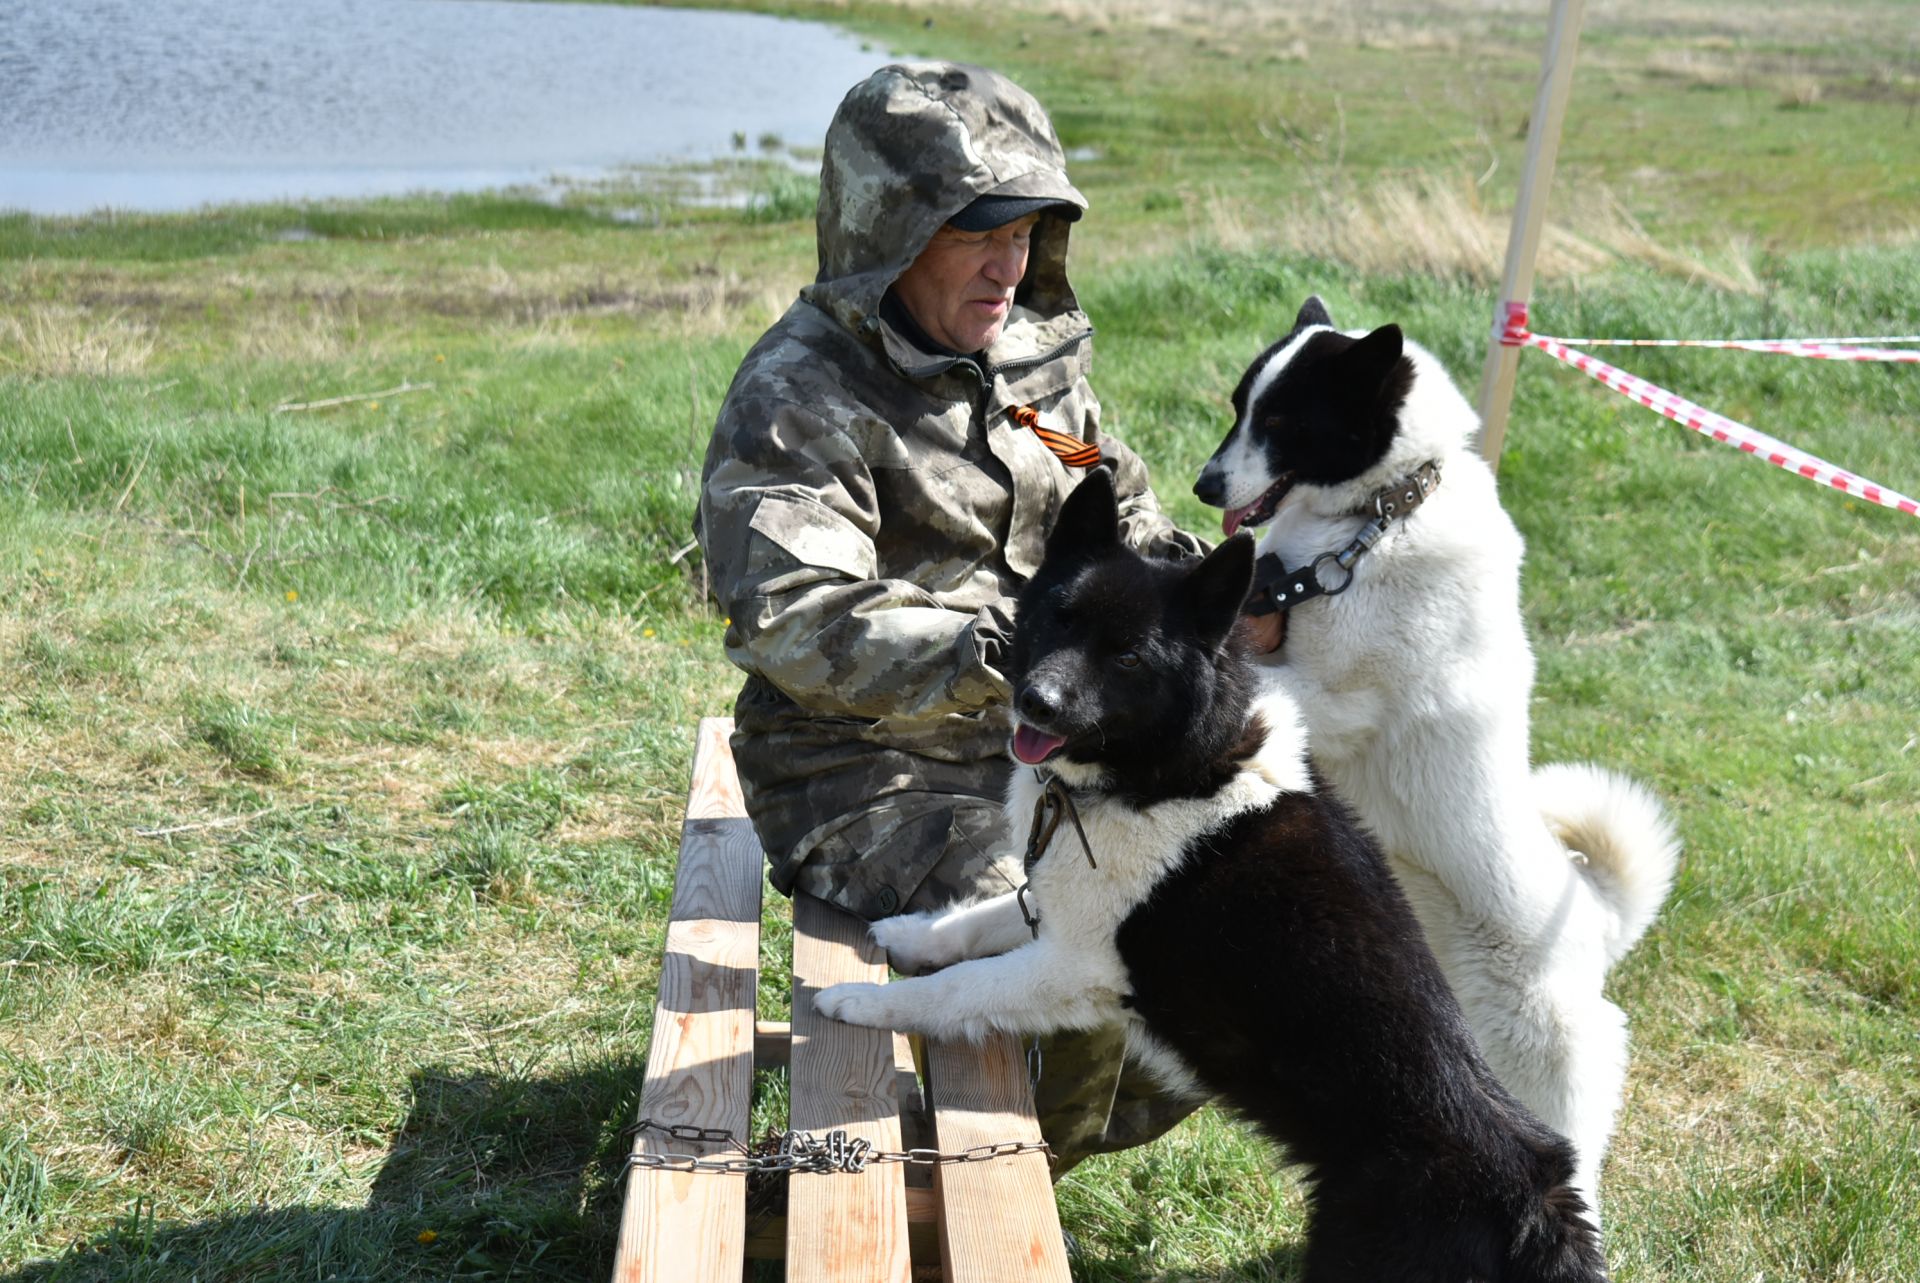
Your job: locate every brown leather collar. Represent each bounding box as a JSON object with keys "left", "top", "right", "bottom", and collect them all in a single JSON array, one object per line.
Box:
[{"left": 1364, "top": 459, "right": 1443, "bottom": 521}]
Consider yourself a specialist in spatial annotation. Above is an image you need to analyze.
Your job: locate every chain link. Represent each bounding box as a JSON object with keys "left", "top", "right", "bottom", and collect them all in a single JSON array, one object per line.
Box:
[{"left": 624, "top": 1118, "right": 1052, "bottom": 1177}]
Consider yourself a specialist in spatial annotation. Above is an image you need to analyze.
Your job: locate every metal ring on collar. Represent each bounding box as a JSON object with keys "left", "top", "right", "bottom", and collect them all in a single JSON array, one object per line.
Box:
[{"left": 1310, "top": 551, "right": 1356, "bottom": 595}]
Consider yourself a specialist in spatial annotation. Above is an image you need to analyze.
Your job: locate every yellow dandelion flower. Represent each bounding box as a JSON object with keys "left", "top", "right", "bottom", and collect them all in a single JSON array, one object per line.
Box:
[
  {"left": 285, "top": 590, "right": 299, "bottom": 603},
  {"left": 417, "top": 1229, "right": 439, "bottom": 1245},
  {"left": 643, "top": 628, "right": 656, "bottom": 638},
  {"left": 434, "top": 353, "right": 447, "bottom": 363}
]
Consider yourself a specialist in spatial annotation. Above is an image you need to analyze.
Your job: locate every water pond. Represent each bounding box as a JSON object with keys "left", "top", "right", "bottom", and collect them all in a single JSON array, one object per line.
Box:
[{"left": 0, "top": 0, "right": 885, "bottom": 215}]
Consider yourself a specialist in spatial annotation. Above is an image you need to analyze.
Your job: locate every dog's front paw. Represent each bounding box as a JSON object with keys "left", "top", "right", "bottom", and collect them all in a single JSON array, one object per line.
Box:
[
  {"left": 813, "top": 981, "right": 894, "bottom": 1029},
  {"left": 869, "top": 911, "right": 948, "bottom": 974}
]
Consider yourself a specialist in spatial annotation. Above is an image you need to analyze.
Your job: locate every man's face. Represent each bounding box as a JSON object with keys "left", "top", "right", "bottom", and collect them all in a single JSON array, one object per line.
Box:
[{"left": 892, "top": 212, "right": 1041, "bottom": 354}]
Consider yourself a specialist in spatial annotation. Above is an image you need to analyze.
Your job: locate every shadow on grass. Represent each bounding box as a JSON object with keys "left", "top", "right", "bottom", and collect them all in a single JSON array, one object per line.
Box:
[
  {"left": 8, "top": 1055, "right": 1312, "bottom": 1282},
  {"left": 1, "top": 1059, "right": 647, "bottom": 1282}
]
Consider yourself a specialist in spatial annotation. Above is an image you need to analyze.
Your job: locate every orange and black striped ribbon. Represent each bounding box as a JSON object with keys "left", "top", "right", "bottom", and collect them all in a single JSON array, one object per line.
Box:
[{"left": 1009, "top": 405, "right": 1102, "bottom": 469}]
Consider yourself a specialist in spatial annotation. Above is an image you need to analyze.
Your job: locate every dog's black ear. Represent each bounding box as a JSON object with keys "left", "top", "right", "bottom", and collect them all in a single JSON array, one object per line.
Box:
[
  {"left": 1296, "top": 295, "right": 1334, "bottom": 330},
  {"left": 1338, "top": 325, "right": 1415, "bottom": 459},
  {"left": 1181, "top": 533, "right": 1256, "bottom": 651},
  {"left": 1345, "top": 323, "right": 1408, "bottom": 393},
  {"left": 1045, "top": 467, "right": 1122, "bottom": 566}
]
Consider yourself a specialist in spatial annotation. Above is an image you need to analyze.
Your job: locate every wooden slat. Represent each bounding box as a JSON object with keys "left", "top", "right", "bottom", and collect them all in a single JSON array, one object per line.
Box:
[
  {"left": 754, "top": 1020, "right": 792, "bottom": 1070},
  {"left": 893, "top": 1031, "right": 932, "bottom": 1189},
  {"left": 613, "top": 718, "right": 763, "bottom": 1283},
  {"left": 746, "top": 1189, "right": 939, "bottom": 1261},
  {"left": 787, "top": 894, "right": 913, "bottom": 1283},
  {"left": 926, "top": 1035, "right": 1071, "bottom": 1283}
]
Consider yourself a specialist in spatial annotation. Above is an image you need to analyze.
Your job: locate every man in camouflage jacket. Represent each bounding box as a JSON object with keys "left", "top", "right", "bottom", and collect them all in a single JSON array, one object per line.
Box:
[{"left": 696, "top": 61, "right": 1205, "bottom": 1170}]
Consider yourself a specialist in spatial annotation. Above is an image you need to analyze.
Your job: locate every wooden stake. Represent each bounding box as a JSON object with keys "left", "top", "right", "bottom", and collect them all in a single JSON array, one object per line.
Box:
[{"left": 1476, "top": 0, "right": 1588, "bottom": 471}]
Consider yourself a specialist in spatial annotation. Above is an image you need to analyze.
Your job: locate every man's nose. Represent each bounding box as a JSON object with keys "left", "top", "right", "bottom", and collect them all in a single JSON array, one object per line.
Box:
[{"left": 982, "top": 241, "right": 1026, "bottom": 286}]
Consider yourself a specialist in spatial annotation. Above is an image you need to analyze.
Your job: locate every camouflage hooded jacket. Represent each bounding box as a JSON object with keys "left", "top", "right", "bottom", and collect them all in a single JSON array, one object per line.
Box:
[{"left": 696, "top": 61, "right": 1202, "bottom": 917}]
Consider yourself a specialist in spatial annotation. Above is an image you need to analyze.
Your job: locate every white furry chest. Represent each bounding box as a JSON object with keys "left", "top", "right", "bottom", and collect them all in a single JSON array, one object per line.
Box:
[
  {"left": 1006, "top": 729, "right": 1306, "bottom": 991},
  {"left": 1016, "top": 783, "right": 1207, "bottom": 930},
  {"left": 1006, "top": 766, "right": 1297, "bottom": 1103}
]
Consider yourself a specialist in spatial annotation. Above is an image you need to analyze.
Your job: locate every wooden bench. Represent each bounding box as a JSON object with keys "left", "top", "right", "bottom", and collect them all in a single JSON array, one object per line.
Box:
[{"left": 612, "top": 717, "right": 1073, "bottom": 1283}]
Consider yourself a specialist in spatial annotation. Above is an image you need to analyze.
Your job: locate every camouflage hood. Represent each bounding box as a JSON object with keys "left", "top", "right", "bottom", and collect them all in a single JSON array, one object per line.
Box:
[{"left": 803, "top": 61, "right": 1089, "bottom": 350}]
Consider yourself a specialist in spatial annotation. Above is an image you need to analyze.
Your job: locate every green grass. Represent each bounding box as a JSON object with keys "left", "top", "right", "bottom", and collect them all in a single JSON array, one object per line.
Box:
[{"left": 3, "top": 1, "right": 1918, "bottom": 1279}]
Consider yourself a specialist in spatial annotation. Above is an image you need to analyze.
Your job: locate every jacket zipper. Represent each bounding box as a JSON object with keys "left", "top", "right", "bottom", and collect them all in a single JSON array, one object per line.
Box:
[{"left": 897, "top": 324, "right": 1093, "bottom": 385}]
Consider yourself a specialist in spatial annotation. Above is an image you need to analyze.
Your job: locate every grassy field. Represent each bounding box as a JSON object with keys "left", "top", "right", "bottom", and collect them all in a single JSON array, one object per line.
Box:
[{"left": 2, "top": 0, "right": 1917, "bottom": 1279}]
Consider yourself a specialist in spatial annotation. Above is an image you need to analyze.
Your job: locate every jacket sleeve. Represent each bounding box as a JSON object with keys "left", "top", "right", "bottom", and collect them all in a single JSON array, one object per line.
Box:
[{"left": 699, "top": 398, "right": 1015, "bottom": 719}]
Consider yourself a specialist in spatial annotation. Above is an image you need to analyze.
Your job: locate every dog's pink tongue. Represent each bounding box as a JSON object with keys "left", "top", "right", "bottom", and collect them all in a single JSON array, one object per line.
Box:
[
  {"left": 1012, "top": 724, "right": 1066, "bottom": 765},
  {"left": 1222, "top": 503, "right": 1254, "bottom": 538}
]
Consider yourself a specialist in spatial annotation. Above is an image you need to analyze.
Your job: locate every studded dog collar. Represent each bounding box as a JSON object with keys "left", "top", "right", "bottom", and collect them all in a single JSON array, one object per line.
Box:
[{"left": 1244, "top": 461, "right": 1442, "bottom": 618}]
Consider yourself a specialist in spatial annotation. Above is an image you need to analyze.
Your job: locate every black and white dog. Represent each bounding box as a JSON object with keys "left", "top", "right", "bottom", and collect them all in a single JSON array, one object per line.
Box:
[
  {"left": 816, "top": 470, "right": 1606, "bottom": 1283},
  {"left": 1194, "top": 297, "right": 1680, "bottom": 1218}
]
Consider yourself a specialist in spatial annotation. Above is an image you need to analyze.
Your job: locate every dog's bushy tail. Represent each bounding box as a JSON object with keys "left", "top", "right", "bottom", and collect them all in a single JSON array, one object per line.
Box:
[{"left": 1534, "top": 762, "right": 1681, "bottom": 966}]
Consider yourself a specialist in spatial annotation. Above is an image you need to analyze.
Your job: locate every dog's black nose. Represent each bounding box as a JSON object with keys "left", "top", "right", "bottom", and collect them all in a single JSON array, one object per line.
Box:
[
  {"left": 1017, "top": 682, "right": 1061, "bottom": 724},
  {"left": 1193, "top": 469, "right": 1225, "bottom": 507}
]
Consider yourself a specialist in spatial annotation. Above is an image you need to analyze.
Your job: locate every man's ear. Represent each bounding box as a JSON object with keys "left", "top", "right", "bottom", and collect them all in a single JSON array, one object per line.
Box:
[
  {"left": 1043, "top": 467, "right": 1123, "bottom": 568},
  {"left": 1181, "top": 533, "right": 1256, "bottom": 651},
  {"left": 1295, "top": 295, "right": 1334, "bottom": 331}
]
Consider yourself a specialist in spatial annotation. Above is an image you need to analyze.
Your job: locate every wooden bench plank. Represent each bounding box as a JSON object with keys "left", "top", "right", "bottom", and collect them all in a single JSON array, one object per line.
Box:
[
  {"left": 754, "top": 1019, "right": 792, "bottom": 1070},
  {"left": 787, "top": 894, "right": 913, "bottom": 1283},
  {"left": 745, "top": 1187, "right": 939, "bottom": 1262},
  {"left": 926, "top": 1035, "right": 1071, "bottom": 1283},
  {"left": 613, "top": 718, "right": 763, "bottom": 1283}
]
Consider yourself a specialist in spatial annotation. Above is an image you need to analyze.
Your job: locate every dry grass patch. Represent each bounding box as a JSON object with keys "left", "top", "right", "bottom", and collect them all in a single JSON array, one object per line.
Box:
[
  {"left": 1, "top": 586, "right": 710, "bottom": 912},
  {"left": 0, "top": 307, "right": 156, "bottom": 378},
  {"left": 0, "top": 250, "right": 795, "bottom": 365},
  {"left": 233, "top": 296, "right": 371, "bottom": 365},
  {"left": 1355, "top": 21, "right": 1462, "bottom": 54},
  {"left": 1646, "top": 46, "right": 1834, "bottom": 110},
  {"left": 1194, "top": 170, "right": 1762, "bottom": 291}
]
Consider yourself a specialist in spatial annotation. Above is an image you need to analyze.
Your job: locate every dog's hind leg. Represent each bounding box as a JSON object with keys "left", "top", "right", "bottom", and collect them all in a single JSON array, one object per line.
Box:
[
  {"left": 869, "top": 891, "right": 1032, "bottom": 974},
  {"left": 1389, "top": 857, "right": 1627, "bottom": 1223},
  {"left": 1557, "top": 993, "right": 1629, "bottom": 1224},
  {"left": 1469, "top": 983, "right": 1627, "bottom": 1228}
]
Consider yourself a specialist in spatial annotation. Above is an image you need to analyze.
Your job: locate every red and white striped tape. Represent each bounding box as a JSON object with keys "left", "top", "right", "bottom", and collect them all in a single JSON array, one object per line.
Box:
[
  {"left": 1498, "top": 302, "right": 1920, "bottom": 518},
  {"left": 1515, "top": 334, "right": 1919, "bottom": 363}
]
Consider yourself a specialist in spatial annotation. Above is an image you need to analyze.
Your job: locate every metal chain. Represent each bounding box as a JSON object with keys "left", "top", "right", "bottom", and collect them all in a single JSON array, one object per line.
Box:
[{"left": 624, "top": 1118, "right": 1051, "bottom": 1177}]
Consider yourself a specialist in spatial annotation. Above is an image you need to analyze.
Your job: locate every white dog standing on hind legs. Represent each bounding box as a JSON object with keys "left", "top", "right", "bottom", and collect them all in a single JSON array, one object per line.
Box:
[{"left": 1192, "top": 295, "right": 1682, "bottom": 1224}]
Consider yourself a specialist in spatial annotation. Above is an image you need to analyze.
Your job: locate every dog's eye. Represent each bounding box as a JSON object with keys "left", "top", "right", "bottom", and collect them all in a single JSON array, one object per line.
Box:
[{"left": 1114, "top": 651, "right": 1142, "bottom": 669}]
